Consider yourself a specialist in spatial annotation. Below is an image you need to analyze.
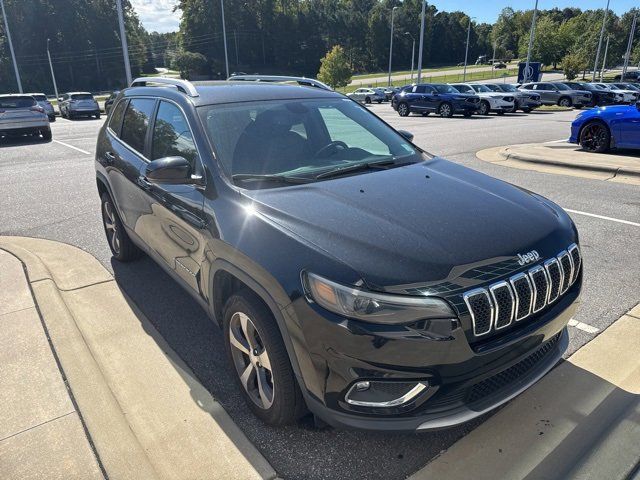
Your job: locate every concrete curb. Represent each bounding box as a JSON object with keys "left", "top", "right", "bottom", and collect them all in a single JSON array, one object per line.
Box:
[
  {"left": 409, "top": 305, "right": 640, "bottom": 480},
  {"left": 0, "top": 236, "right": 278, "bottom": 480},
  {"left": 477, "top": 143, "right": 640, "bottom": 185}
]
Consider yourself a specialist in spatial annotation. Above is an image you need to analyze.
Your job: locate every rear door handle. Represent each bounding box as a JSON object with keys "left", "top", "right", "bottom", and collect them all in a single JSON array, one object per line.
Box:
[{"left": 104, "top": 151, "right": 116, "bottom": 163}]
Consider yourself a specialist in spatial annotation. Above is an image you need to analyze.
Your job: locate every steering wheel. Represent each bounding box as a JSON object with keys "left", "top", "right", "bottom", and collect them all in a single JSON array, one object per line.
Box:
[{"left": 314, "top": 140, "right": 348, "bottom": 158}]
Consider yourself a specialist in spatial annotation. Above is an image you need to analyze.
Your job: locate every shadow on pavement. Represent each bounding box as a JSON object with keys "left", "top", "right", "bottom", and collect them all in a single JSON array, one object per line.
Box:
[
  {"left": 0, "top": 136, "right": 51, "bottom": 147},
  {"left": 111, "top": 256, "right": 485, "bottom": 480}
]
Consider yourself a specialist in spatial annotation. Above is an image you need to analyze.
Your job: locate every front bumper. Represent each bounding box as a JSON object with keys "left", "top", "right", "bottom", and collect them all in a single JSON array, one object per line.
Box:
[
  {"left": 488, "top": 99, "right": 515, "bottom": 111},
  {"left": 573, "top": 95, "right": 592, "bottom": 106},
  {"left": 287, "top": 276, "right": 580, "bottom": 432}
]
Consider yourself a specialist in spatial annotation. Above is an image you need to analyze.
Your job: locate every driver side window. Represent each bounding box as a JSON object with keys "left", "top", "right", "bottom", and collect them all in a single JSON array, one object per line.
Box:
[{"left": 151, "top": 101, "right": 198, "bottom": 166}]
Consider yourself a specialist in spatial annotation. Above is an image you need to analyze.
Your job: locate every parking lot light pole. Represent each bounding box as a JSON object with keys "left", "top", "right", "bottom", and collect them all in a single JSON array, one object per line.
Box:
[
  {"left": 404, "top": 32, "right": 415, "bottom": 80},
  {"left": 0, "top": 0, "right": 22, "bottom": 93},
  {"left": 416, "top": 0, "right": 426, "bottom": 83},
  {"left": 220, "top": 0, "right": 230, "bottom": 79},
  {"left": 621, "top": 12, "right": 637, "bottom": 81},
  {"left": 592, "top": 0, "right": 610, "bottom": 82},
  {"left": 116, "top": 0, "right": 133, "bottom": 86},
  {"left": 524, "top": 0, "right": 539, "bottom": 84},
  {"left": 462, "top": 17, "right": 474, "bottom": 82},
  {"left": 600, "top": 35, "right": 610, "bottom": 82},
  {"left": 46, "top": 39, "right": 59, "bottom": 103},
  {"left": 387, "top": 6, "right": 398, "bottom": 87}
]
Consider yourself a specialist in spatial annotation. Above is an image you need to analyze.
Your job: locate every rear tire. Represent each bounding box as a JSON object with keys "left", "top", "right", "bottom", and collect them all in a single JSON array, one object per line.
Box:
[
  {"left": 95, "top": 112, "right": 101, "bottom": 119},
  {"left": 579, "top": 121, "right": 611, "bottom": 153},
  {"left": 365, "top": 97, "right": 371, "bottom": 105},
  {"left": 478, "top": 100, "right": 490, "bottom": 115},
  {"left": 223, "top": 290, "right": 307, "bottom": 425},
  {"left": 100, "top": 192, "right": 142, "bottom": 262}
]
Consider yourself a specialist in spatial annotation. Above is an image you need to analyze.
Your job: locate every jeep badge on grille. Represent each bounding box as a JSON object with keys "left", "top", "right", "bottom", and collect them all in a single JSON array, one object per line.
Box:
[{"left": 517, "top": 250, "right": 540, "bottom": 266}]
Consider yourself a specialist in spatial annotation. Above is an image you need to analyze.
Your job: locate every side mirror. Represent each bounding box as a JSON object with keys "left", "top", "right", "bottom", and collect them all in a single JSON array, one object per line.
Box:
[
  {"left": 145, "top": 156, "right": 191, "bottom": 184},
  {"left": 397, "top": 130, "right": 414, "bottom": 142}
]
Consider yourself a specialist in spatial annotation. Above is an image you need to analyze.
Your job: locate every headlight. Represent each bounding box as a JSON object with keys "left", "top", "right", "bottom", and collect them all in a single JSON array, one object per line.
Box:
[{"left": 303, "top": 272, "right": 456, "bottom": 325}]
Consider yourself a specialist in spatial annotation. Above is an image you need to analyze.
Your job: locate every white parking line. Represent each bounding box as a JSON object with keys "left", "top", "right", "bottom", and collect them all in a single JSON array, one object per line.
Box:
[
  {"left": 544, "top": 138, "right": 569, "bottom": 144},
  {"left": 568, "top": 318, "right": 600, "bottom": 333},
  {"left": 52, "top": 139, "right": 91, "bottom": 155},
  {"left": 564, "top": 209, "right": 640, "bottom": 227}
]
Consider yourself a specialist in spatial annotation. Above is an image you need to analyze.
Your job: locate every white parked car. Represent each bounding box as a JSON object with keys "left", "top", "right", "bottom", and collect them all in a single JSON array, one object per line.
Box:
[
  {"left": 0, "top": 94, "right": 51, "bottom": 141},
  {"left": 593, "top": 83, "right": 639, "bottom": 104},
  {"left": 347, "top": 88, "right": 385, "bottom": 104},
  {"left": 450, "top": 83, "right": 515, "bottom": 115}
]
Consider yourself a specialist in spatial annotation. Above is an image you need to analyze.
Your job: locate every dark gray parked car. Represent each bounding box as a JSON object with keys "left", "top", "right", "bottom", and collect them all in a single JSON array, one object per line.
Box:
[
  {"left": 59, "top": 92, "right": 101, "bottom": 119},
  {"left": 28, "top": 93, "right": 56, "bottom": 121},
  {"left": 519, "top": 82, "right": 591, "bottom": 108}
]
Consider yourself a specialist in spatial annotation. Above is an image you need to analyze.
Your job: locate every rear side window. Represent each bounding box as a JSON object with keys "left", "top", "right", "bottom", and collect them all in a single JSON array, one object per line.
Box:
[
  {"left": 413, "top": 85, "right": 426, "bottom": 93},
  {"left": 108, "top": 99, "right": 127, "bottom": 137},
  {"left": 0, "top": 96, "right": 36, "bottom": 109},
  {"left": 120, "top": 98, "right": 156, "bottom": 155},
  {"left": 151, "top": 101, "right": 198, "bottom": 166}
]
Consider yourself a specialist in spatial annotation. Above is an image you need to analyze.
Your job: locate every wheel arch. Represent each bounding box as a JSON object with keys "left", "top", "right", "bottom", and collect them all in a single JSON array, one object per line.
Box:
[{"left": 208, "top": 260, "right": 308, "bottom": 387}]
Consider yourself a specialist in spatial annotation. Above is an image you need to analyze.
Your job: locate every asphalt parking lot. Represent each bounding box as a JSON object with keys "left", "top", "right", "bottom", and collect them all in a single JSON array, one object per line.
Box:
[{"left": 1, "top": 106, "right": 639, "bottom": 480}]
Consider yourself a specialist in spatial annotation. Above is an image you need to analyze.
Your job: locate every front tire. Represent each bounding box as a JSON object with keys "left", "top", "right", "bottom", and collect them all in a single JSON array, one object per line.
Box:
[
  {"left": 438, "top": 102, "right": 453, "bottom": 118},
  {"left": 558, "top": 97, "right": 572, "bottom": 108},
  {"left": 365, "top": 96, "right": 372, "bottom": 105},
  {"left": 397, "top": 102, "right": 410, "bottom": 117},
  {"left": 579, "top": 121, "right": 611, "bottom": 153},
  {"left": 41, "top": 127, "right": 52, "bottom": 141},
  {"left": 100, "top": 192, "right": 142, "bottom": 261},
  {"left": 223, "top": 290, "right": 306, "bottom": 425},
  {"left": 478, "top": 100, "right": 490, "bottom": 116},
  {"left": 95, "top": 112, "right": 101, "bottom": 119}
]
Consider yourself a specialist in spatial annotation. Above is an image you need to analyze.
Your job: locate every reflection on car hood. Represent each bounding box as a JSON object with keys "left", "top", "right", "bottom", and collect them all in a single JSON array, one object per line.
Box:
[{"left": 242, "top": 158, "right": 575, "bottom": 291}]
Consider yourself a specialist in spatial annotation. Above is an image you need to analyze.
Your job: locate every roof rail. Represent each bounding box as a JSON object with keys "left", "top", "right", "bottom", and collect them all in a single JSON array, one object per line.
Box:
[
  {"left": 130, "top": 77, "right": 199, "bottom": 97},
  {"left": 227, "top": 75, "right": 333, "bottom": 91}
]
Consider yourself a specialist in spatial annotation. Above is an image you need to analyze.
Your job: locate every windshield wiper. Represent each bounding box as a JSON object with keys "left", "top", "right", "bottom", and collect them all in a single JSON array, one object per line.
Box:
[
  {"left": 315, "top": 158, "right": 403, "bottom": 180},
  {"left": 232, "top": 173, "right": 312, "bottom": 185}
]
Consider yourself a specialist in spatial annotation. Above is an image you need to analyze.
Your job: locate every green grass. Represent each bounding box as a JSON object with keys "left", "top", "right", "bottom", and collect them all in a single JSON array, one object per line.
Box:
[
  {"left": 351, "top": 64, "right": 492, "bottom": 80},
  {"left": 537, "top": 105, "right": 574, "bottom": 112},
  {"left": 343, "top": 68, "right": 519, "bottom": 93}
]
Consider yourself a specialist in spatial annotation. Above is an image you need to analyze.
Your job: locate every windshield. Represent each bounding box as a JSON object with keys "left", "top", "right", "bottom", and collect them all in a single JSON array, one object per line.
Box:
[
  {"left": 582, "top": 84, "right": 597, "bottom": 91},
  {"left": 198, "top": 98, "right": 421, "bottom": 188},
  {"left": 433, "top": 84, "right": 459, "bottom": 94},
  {"left": 31, "top": 94, "right": 47, "bottom": 101},
  {"left": 0, "top": 96, "right": 36, "bottom": 109},
  {"left": 483, "top": 84, "right": 502, "bottom": 92},
  {"left": 621, "top": 83, "right": 639, "bottom": 91},
  {"left": 553, "top": 83, "right": 570, "bottom": 91},
  {"left": 499, "top": 84, "right": 518, "bottom": 92},
  {"left": 71, "top": 94, "right": 94, "bottom": 100},
  {"left": 472, "top": 85, "right": 491, "bottom": 93}
]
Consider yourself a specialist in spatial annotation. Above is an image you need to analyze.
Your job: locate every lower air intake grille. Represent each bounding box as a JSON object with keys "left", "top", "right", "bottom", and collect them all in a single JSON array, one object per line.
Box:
[{"left": 466, "top": 333, "right": 561, "bottom": 404}]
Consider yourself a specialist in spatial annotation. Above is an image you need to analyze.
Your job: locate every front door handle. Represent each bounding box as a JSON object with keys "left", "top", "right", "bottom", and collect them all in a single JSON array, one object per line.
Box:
[{"left": 137, "top": 176, "right": 152, "bottom": 190}]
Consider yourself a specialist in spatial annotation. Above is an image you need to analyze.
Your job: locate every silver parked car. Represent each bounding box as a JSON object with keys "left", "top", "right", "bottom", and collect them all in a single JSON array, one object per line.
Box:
[
  {"left": 347, "top": 88, "right": 386, "bottom": 104},
  {"left": 519, "top": 82, "right": 591, "bottom": 108},
  {"left": 0, "top": 94, "right": 51, "bottom": 141},
  {"left": 28, "top": 93, "right": 56, "bottom": 121},
  {"left": 59, "top": 92, "right": 101, "bottom": 119},
  {"left": 480, "top": 83, "right": 542, "bottom": 113}
]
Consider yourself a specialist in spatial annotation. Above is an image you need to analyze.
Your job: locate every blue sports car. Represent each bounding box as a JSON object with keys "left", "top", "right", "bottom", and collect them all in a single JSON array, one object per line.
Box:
[{"left": 570, "top": 102, "right": 640, "bottom": 152}]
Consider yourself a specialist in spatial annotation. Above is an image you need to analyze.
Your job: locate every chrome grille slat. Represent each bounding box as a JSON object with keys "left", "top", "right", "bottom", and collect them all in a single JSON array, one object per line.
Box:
[
  {"left": 463, "top": 289, "right": 493, "bottom": 337},
  {"left": 464, "top": 244, "right": 581, "bottom": 338},
  {"left": 489, "top": 281, "right": 515, "bottom": 330},
  {"left": 544, "top": 258, "right": 562, "bottom": 304},
  {"left": 557, "top": 251, "right": 573, "bottom": 294}
]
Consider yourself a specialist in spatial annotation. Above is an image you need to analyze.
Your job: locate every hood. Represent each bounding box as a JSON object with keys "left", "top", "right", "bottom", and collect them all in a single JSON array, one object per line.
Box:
[{"left": 241, "top": 159, "right": 575, "bottom": 292}]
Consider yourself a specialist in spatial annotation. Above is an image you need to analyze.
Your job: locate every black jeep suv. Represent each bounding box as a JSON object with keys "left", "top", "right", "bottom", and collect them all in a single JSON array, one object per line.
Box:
[{"left": 95, "top": 77, "right": 582, "bottom": 431}]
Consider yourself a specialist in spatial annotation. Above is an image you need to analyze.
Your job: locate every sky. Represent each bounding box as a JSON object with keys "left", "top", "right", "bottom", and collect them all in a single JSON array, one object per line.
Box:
[{"left": 132, "top": 0, "right": 638, "bottom": 33}]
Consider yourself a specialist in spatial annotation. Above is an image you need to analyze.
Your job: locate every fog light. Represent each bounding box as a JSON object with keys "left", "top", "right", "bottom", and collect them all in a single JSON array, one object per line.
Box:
[
  {"left": 354, "top": 381, "right": 370, "bottom": 392},
  {"left": 345, "top": 381, "right": 428, "bottom": 408}
]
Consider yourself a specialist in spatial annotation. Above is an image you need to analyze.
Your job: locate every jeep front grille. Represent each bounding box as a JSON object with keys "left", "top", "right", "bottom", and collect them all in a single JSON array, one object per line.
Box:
[{"left": 463, "top": 244, "right": 581, "bottom": 338}]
